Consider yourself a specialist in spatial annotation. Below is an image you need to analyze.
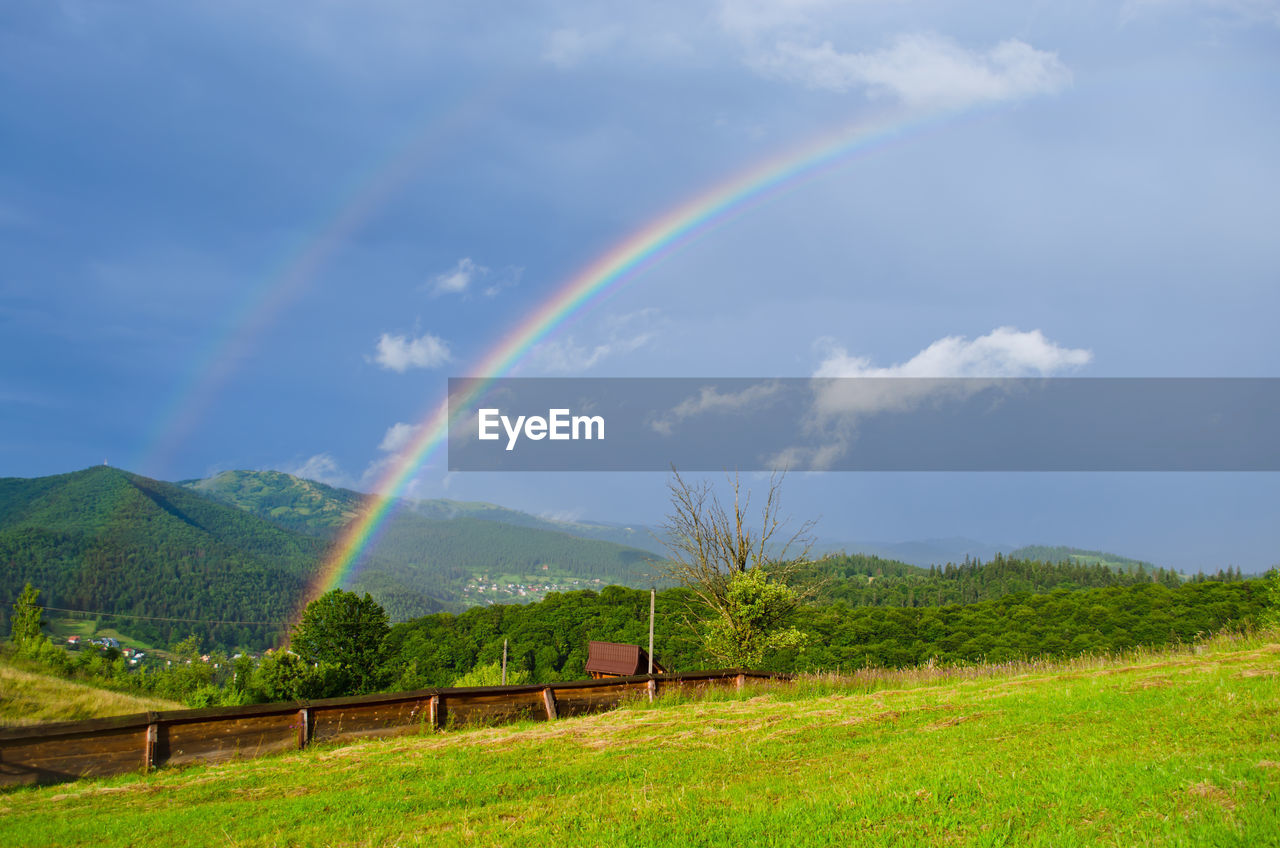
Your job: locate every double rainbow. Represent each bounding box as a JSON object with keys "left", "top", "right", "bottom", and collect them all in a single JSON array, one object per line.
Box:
[{"left": 303, "top": 104, "right": 958, "bottom": 614}]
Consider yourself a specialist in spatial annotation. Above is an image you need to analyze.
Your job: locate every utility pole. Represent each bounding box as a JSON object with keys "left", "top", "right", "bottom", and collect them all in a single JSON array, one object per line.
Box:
[
  {"left": 648, "top": 587, "right": 655, "bottom": 675},
  {"left": 502, "top": 638, "right": 508, "bottom": 686}
]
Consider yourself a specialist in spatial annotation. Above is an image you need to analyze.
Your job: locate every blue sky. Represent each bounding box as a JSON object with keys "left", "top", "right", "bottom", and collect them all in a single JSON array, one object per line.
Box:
[{"left": 2, "top": 1, "right": 1278, "bottom": 570}]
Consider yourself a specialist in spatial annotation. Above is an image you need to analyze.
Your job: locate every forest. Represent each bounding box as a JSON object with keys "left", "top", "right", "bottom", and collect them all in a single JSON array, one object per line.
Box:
[
  {"left": 7, "top": 564, "right": 1273, "bottom": 708},
  {"left": 0, "top": 467, "right": 653, "bottom": 646},
  {"left": 380, "top": 578, "right": 1271, "bottom": 687},
  {"left": 810, "top": 551, "right": 1186, "bottom": 607}
]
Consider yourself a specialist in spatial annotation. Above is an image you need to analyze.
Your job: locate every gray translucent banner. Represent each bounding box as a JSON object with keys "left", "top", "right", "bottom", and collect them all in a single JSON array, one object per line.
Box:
[{"left": 446, "top": 378, "right": 1280, "bottom": 472}]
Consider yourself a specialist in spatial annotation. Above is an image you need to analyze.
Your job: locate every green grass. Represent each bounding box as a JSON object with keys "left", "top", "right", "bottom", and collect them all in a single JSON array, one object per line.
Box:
[
  {"left": 0, "top": 660, "right": 181, "bottom": 726},
  {"left": 3, "top": 631, "right": 1279, "bottom": 846}
]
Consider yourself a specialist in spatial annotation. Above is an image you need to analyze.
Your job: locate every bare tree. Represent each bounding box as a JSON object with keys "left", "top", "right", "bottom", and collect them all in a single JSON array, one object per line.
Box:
[{"left": 655, "top": 469, "right": 818, "bottom": 666}]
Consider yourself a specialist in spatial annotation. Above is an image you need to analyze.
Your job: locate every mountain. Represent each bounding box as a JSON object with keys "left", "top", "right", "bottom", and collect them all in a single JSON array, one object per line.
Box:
[
  {"left": 182, "top": 470, "right": 661, "bottom": 606},
  {"left": 815, "top": 537, "right": 1162, "bottom": 572},
  {"left": 185, "top": 470, "right": 667, "bottom": 554},
  {"left": 0, "top": 467, "right": 447, "bottom": 651}
]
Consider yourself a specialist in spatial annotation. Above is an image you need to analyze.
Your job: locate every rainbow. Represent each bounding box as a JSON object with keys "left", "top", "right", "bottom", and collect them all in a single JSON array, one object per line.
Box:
[{"left": 303, "top": 103, "right": 968, "bottom": 616}]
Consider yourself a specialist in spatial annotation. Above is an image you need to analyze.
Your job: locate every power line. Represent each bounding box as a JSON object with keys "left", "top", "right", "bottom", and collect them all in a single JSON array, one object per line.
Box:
[{"left": 36, "top": 605, "right": 284, "bottom": 627}]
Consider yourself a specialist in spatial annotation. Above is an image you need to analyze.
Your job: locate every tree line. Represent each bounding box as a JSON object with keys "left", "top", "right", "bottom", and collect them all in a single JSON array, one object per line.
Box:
[{"left": 810, "top": 552, "right": 1185, "bottom": 608}]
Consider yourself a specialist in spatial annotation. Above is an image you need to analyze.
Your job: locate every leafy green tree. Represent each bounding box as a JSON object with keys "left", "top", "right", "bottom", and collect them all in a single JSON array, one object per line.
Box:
[
  {"left": 249, "top": 651, "right": 315, "bottom": 701},
  {"left": 703, "top": 568, "right": 808, "bottom": 667},
  {"left": 656, "top": 470, "right": 814, "bottom": 669},
  {"left": 1262, "top": 568, "right": 1280, "bottom": 627},
  {"left": 451, "top": 661, "right": 530, "bottom": 688},
  {"left": 10, "top": 582, "right": 44, "bottom": 650},
  {"left": 291, "top": 589, "right": 390, "bottom": 694}
]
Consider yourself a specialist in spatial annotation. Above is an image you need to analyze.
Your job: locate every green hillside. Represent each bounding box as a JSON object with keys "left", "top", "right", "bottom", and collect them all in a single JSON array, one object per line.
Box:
[
  {"left": 6, "top": 630, "right": 1277, "bottom": 846},
  {"left": 181, "top": 470, "right": 364, "bottom": 535},
  {"left": 0, "top": 467, "right": 446, "bottom": 650}
]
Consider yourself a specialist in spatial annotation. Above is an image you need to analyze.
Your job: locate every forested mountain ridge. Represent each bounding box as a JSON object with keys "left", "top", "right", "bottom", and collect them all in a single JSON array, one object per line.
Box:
[
  {"left": 0, "top": 466, "right": 319, "bottom": 648},
  {"left": 181, "top": 470, "right": 363, "bottom": 535},
  {"left": 184, "top": 469, "right": 664, "bottom": 553},
  {"left": 3, "top": 466, "right": 1219, "bottom": 659},
  {"left": 1, "top": 467, "right": 660, "bottom": 651},
  {"left": 182, "top": 470, "right": 662, "bottom": 602},
  {"left": 0, "top": 467, "right": 448, "bottom": 650},
  {"left": 1008, "top": 545, "right": 1159, "bottom": 573},
  {"left": 809, "top": 552, "right": 1184, "bottom": 608}
]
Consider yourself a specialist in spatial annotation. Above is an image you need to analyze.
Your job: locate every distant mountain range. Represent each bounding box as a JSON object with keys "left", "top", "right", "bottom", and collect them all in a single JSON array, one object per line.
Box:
[
  {"left": 813, "top": 537, "right": 1159, "bottom": 572},
  {"left": 1, "top": 465, "right": 1167, "bottom": 652},
  {"left": 182, "top": 470, "right": 661, "bottom": 606},
  {"left": 0, "top": 467, "right": 662, "bottom": 649}
]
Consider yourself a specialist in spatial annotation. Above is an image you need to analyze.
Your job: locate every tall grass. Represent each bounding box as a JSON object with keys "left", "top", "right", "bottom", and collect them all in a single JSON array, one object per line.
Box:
[{"left": 0, "top": 660, "right": 181, "bottom": 726}]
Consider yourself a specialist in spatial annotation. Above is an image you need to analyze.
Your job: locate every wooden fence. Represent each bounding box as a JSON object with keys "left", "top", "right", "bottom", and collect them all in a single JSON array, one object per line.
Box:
[{"left": 0, "top": 669, "right": 786, "bottom": 788}]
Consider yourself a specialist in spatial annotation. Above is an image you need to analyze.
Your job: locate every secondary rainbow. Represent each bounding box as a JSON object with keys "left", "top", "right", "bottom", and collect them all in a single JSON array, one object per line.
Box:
[
  {"left": 302, "top": 104, "right": 963, "bottom": 614},
  {"left": 133, "top": 89, "right": 505, "bottom": 477}
]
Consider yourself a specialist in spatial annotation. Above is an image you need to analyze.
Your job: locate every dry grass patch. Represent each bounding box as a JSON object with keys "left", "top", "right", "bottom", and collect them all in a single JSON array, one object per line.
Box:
[{"left": 0, "top": 662, "right": 181, "bottom": 726}]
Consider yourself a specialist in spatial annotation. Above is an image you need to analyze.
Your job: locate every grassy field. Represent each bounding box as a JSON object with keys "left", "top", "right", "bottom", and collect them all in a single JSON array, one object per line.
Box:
[
  {"left": 0, "top": 661, "right": 181, "bottom": 727},
  {"left": 2, "top": 631, "right": 1278, "bottom": 846}
]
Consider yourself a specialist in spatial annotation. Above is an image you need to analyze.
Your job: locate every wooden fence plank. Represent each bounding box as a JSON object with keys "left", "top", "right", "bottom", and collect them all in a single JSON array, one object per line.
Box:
[
  {"left": 0, "top": 669, "right": 790, "bottom": 787},
  {"left": 143, "top": 720, "right": 157, "bottom": 773},
  {"left": 542, "top": 688, "right": 558, "bottom": 720}
]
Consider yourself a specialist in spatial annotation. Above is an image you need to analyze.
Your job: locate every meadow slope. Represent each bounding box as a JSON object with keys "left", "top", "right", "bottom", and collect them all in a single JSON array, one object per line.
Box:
[
  {"left": 0, "top": 661, "right": 181, "bottom": 727},
  {"left": 2, "top": 631, "right": 1278, "bottom": 847}
]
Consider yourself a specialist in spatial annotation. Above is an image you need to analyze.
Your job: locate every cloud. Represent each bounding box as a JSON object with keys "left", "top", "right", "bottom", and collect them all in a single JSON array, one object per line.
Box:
[
  {"left": 716, "top": 0, "right": 840, "bottom": 41},
  {"left": 651, "top": 381, "right": 785, "bottom": 436},
  {"left": 814, "top": 326, "right": 1092, "bottom": 379},
  {"left": 428, "top": 257, "right": 521, "bottom": 298},
  {"left": 771, "top": 327, "right": 1093, "bottom": 469},
  {"left": 377, "top": 421, "right": 418, "bottom": 453},
  {"left": 371, "top": 332, "right": 451, "bottom": 372},
  {"left": 753, "top": 33, "right": 1071, "bottom": 108},
  {"left": 357, "top": 422, "right": 416, "bottom": 488},
  {"left": 524, "top": 309, "right": 661, "bottom": 374},
  {"left": 430, "top": 257, "right": 482, "bottom": 296},
  {"left": 287, "top": 453, "right": 346, "bottom": 487},
  {"left": 539, "top": 508, "right": 587, "bottom": 523}
]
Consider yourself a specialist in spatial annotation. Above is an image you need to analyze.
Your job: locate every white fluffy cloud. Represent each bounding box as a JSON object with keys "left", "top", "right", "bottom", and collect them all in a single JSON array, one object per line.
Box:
[
  {"left": 524, "top": 309, "right": 661, "bottom": 373},
  {"left": 377, "top": 421, "right": 418, "bottom": 453},
  {"left": 767, "top": 327, "right": 1093, "bottom": 469},
  {"left": 428, "top": 257, "right": 521, "bottom": 298},
  {"left": 372, "top": 332, "right": 451, "bottom": 372},
  {"left": 755, "top": 34, "right": 1071, "bottom": 108},
  {"left": 651, "top": 382, "right": 784, "bottom": 436},
  {"left": 430, "top": 257, "right": 481, "bottom": 296},
  {"left": 814, "top": 326, "right": 1092, "bottom": 379}
]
